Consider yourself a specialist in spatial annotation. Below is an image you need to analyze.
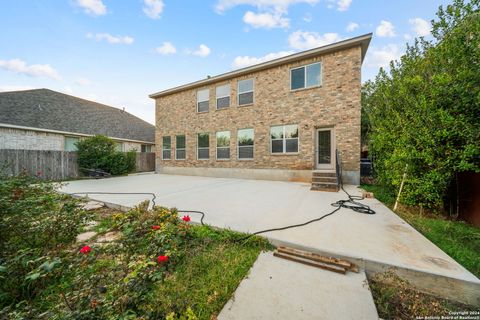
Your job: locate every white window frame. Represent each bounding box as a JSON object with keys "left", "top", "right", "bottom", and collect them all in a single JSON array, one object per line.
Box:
[
  {"left": 197, "top": 133, "right": 209, "bottom": 160},
  {"left": 141, "top": 144, "right": 152, "bottom": 153},
  {"left": 216, "top": 84, "right": 231, "bottom": 110},
  {"left": 162, "top": 136, "right": 171, "bottom": 160},
  {"left": 175, "top": 135, "right": 186, "bottom": 160},
  {"left": 216, "top": 131, "right": 231, "bottom": 160},
  {"left": 290, "top": 62, "right": 322, "bottom": 91},
  {"left": 237, "top": 79, "right": 254, "bottom": 106},
  {"left": 237, "top": 128, "right": 254, "bottom": 160},
  {"left": 197, "top": 89, "right": 209, "bottom": 113},
  {"left": 270, "top": 124, "right": 299, "bottom": 154}
]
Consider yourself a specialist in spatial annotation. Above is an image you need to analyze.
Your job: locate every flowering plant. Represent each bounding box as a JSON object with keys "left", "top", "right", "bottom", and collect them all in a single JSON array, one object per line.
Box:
[{"left": 80, "top": 245, "right": 91, "bottom": 254}]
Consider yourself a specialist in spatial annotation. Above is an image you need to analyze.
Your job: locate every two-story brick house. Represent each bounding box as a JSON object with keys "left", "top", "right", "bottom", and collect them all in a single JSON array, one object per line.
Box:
[{"left": 150, "top": 33, "right": 372, "bottom": 188}]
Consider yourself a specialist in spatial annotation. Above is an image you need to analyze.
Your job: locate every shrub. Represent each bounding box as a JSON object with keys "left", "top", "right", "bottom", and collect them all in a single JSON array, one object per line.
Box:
[
  {"left": 76, "top": 135, "right": 136, "bottom": 175},
  {"left": 0, "top": 173, "right": 88, "bottom": 308}
]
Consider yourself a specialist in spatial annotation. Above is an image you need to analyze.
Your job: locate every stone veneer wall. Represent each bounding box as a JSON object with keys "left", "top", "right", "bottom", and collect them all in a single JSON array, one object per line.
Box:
[
  {"left": 154, "top": 46, "right": 362, "bottom": 184},
  {"left": 0, "top": 127, "right": 151, "bottom": 153},
  {"left": 0, "top": 127, "right": 64, "bottom": 150}
]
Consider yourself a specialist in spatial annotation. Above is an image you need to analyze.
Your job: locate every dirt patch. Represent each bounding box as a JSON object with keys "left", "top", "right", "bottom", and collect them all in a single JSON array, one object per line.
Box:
[{"left": 369, "top": 271, "right": 476, "bottom": 319}]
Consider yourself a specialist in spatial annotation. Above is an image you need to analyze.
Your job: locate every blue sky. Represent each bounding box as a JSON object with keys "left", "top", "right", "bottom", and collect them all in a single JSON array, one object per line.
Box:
[{"left": 0, "top": 0, "right": 449, "bottom": 124}]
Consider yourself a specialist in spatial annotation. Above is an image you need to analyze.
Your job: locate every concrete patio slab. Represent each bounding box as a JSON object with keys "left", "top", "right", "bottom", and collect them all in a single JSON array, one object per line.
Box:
[
  {"left": 61, "top": 173, "right": 480, "bottom": 305},
  {"left": 218, "top": 252, "right": 378, "bottom": 320}
]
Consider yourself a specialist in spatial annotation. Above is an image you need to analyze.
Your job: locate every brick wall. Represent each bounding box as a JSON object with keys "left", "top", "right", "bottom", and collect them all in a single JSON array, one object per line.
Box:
[{"left": 154, "top": 46, "right": 362, "bottom": 183}]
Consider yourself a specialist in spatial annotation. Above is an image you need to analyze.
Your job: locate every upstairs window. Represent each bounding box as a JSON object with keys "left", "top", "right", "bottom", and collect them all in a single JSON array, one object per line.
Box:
[
  {"left": 197, "top": 133, "right": 209, "bottom": 160},
  {"left": 238, "top": 79, "right": 254, "bottom": 106},
  {"left": 290, "top": 62, "right": 321, "bottom": 90},
  {"left": 216, "top": 131, "right": 230, "bottom": 160},
  {"left": 176, "top": 135, "right": 186, "bottom": 160},
  {"left": 162, "top": 136, "right": 171, "bottom": 159},
  {"left": 216, "top": 84, "right": 230, "bottom": 109},
  {"left": 237, "top": 128, "right": 254, "bottom": 160},
  {"left": 270, "top": 125, "right": 299, "bottom": 154},
  {"left": 197, "top": 89, "right": 209, "bottom": 112}
]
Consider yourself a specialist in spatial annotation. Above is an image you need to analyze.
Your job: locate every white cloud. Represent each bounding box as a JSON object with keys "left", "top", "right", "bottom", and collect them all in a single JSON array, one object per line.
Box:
[
  {"left": 288, "top": 30, "right": 342, "bottom": 50},
  {"left": 0, "top": 85, "right": 35, "bottom": 92},
  {"left": 346, "top": 22, "right": 359, "bottom": 32},
  {"left": 243, "top": 11, "right": 289, "bottom": 29},
  {"left": 365, "top": 44, "right": 401, "bottom": 68},
  {"left": 0, "top": 58, "right": 61, "bottom": 80},
  {"left": 75, "top": 77, "right": 91, "bottom": 86},
  {"left": 143, "top": 0, "right": 164, "bottom": 19},
  {"left": 155, "top": 42, "right": 176, "bottom": 55},
  {"left": 215, "top": 0, "right": 318, "bottom": 13},
  {"left": 232, "top": 50, "right": 294, "bottom": 68},
  {"left": 376, "top": 20, "right": 396, "bottom": 37},
  {"left": 76, "top": 0, "right": 106, "bottom": 16},
  {"left": 192, "top": 44, "right": 211, "bottom": 57},
  {"left": 404, "top": 33, "right": 412, "bottom": 40},
  {"left": 86, "top": 33, "right": 134, "bottom": 45},
  {"left": 409, "top": 18, "right": 430, "bottom": 37},
  {"left": 336, "top": 0, "right": 352, "bottom": 11}
]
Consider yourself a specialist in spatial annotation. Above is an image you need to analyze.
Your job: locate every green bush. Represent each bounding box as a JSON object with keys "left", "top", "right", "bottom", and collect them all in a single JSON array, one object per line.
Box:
[
  {"left": 76, "top": 135, "right": 136, "bottom": 175},
  {"left": 0, "top": 173, "right": 88, "bottom": 308}
]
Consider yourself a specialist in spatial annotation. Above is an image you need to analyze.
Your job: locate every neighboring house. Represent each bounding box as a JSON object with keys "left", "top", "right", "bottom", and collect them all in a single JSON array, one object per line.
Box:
[
  {"left": 0, "top": 89, "right": 155, "bottom": 152},
  {"left": 150, "top": 33, "right": 371, "bottom": 187}
]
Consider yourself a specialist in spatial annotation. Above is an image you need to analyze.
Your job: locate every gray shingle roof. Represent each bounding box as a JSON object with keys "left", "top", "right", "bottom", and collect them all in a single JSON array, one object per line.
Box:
[{"left": 0, "top": 89, "right": 155, "bottom": 143}]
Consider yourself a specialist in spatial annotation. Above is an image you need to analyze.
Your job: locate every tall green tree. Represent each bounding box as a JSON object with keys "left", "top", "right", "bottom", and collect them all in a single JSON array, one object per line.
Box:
[{"left": 363, "top": 0, "right": 479, "bottom": 208}]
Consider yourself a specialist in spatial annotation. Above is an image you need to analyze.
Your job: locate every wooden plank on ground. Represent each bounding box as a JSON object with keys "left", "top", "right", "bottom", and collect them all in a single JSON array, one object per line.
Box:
[
  {"left": 273, "top": 250, "right": 347, "bottom": 274},
  {"left": 277, "top": 246, "right": 359, "bottom": 273}
]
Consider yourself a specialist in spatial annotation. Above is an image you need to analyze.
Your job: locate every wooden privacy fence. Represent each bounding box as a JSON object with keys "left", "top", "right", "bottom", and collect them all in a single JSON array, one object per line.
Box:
[
  {"left": 135, "top": 152, "right": 155, "bottom": 173},
  {"left": 0, "top": 149, "right": 156, "bottom": 180},
  {"left": 0, "top": 149, "right": 79, "bottom": 180}
]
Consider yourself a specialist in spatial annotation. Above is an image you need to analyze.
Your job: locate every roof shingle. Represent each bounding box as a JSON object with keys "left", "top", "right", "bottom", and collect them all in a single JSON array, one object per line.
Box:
[{"left": 0, "top": 89, "right": 154, "bottom": 143}]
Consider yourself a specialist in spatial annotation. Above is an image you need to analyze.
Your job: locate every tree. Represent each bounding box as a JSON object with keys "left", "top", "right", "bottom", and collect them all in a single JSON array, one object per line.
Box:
[{"left": 362, "top": 0, "right": 479, "bottom": 209}]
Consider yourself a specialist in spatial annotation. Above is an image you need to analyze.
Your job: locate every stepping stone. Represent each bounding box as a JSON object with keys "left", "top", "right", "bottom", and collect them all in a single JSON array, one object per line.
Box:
[
  {"left": 76, "top": 231, "right": 97, "bottom": 243},
  {"left": 85, "top": 221, "right": 99, "bottom": 231},
  {"left": 81, "top": 201, "right": 104, "bottom": 211},
  {"left": 96, "top": 231, "right": 121, "bottom": 243}
]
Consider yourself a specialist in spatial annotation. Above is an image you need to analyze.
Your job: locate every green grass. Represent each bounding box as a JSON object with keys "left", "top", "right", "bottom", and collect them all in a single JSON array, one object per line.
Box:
[
  {"left": 361, "top": 184, "right": 480, "bottom": 278},
  {"left": 153, "top": 238, "right": 262, "bottom": 319}
]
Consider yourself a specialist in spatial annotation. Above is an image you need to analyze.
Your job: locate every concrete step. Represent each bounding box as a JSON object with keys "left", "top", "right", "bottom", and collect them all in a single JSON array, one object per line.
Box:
[
  {"left": 312, "top": 172, "right": 337, "bottom": 177},
  {"left": 312, "top": 171, "right": 337, "bottom": 177},
  {"left": 311, "top": 186, "right": 339, "bottom": 192},
  {"left": 312, "top": 176, "right": 338, "bottom": 183}
]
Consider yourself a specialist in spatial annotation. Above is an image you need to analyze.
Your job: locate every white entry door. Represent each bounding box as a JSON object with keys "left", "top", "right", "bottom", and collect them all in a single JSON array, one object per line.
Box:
[{"left": 316, "top": 128, "right": 334, "bottom": 170}]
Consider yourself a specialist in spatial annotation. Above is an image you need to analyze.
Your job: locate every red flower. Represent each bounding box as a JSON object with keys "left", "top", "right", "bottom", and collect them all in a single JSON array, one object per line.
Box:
[
  {"left": 157, "top": 255, "right": 169, "bottom": 264},
  {"left": 151, "top": 225, "right": 161, "bottom": 230},
  {"left": 182, "top": 215, "right": 191, "bottom": 222},
  {"left": 80, "top": 245, "right": 91, "bottom": 254}
]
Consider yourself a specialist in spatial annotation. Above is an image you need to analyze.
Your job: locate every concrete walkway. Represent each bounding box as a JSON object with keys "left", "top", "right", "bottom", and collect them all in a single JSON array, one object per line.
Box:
[
  {"left": 218, "top": 252, "right": 378, "bottom": 320},
  {"left": 61, "top": 173, "right": 480, "bottom": 306}
]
